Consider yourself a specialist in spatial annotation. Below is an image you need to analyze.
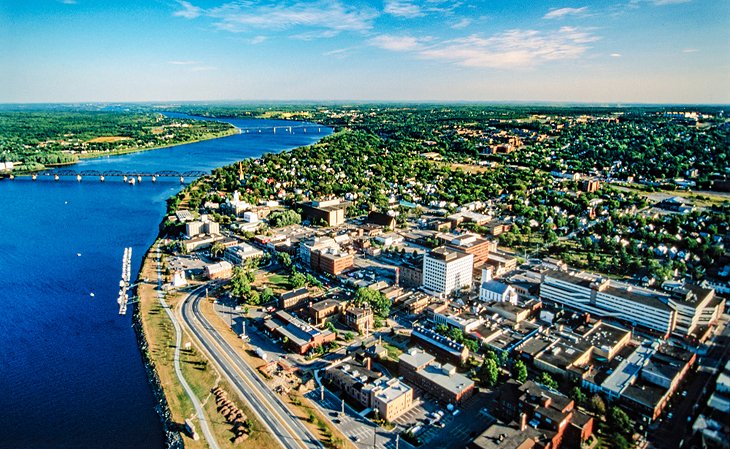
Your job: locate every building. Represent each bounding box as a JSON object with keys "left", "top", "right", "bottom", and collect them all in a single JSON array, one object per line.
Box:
[
  {"left": 666, "top": 284, "right": 724, "bottom": 339},
  {"left": 313, "top": 248, "right": 354, "bottom": 275},
  {"left": 325, "top": 359, "right": 414, "bottom": 422},
  {"left": 581, "top": 179, "right": 601, "bottom": 193},
  {"left": 485, "top": 251, "right": 518, "bottom": 276},
  {"left": 411, "top": 325, "right": 470, "bottom": 366},
  {"left": 446, "top": 233, "right": 494, "bottom": 265},
  {"left": 479, "top": 268, "right": 518, "bottom": 304},
  {"left": 278, "top": 287, "right": 310, "bottom": 310},
  {"left": 224, "top": 243, "right": 264, "bottom": 265},
  {"left": 399, "top": 348, "right": 475, "bottom": 405},
  {"left": 308, "top": 298, "right": 342, "bottom": 326},
  {"left": 371, "top": 377, "right": 414, "bottom": 421},
  {"left": 366, "top": 211, "right": 397, "bottom": 230},
  {"left": 422, "top": 246, "right": 474, "bottom": 297},
  {"left": 399, "top": 257, "right": 424, "bottom": 288},
  {"left": 540, "top": 270, "right": 676, "bottom": 336},
  {"left": 204, "top": 261, "right": 233, "bottom": 279},
  {"left": 300, "top": 236, "right": 353, "bottom": 275},
  {"left": 263, "top": 310, "right": 336, "bottom": 355},
  {"left": 344, "top": 306, "right": 374, "bottom": 334},
  {"left": 299, "top": 198, "right": 350, "bottom": 227}
]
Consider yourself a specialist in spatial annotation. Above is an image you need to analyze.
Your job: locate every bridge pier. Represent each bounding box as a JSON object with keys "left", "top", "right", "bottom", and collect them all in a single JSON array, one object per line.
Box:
[
  {"left": 31, "top": 174, "right": 37, "bottom": 181},
  {"left": 180, "top": 176, "right": 184, "bottom": 184},
  {"left": 76, "top": 174, "right": 82, "bottom": 182},
  {"left": 54, "top": 174, "right": 59, "bottom": 181},
  {"left": 137, "top": 175, "right": 142, "bottom": 183},
  {"left": 100, "top": 175, "right": 105, "bottom": 182},
  {"left": 123, "top": 175, "right": 128, "bottom": 182},
  {"left": 151, "top": 175, "right": 157, "bottom": 183}
]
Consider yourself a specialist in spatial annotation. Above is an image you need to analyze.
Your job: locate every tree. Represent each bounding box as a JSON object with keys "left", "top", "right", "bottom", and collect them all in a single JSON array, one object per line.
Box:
[
  {"left": 512, "top": 360, "right": 528, "bottom": 383},
  {"left": 589, "top": 394, "right": 606, "bottom": 415},
  {"left": 326, "top": 321, "right": 336, "bottom": 333},
  {"left": 607, "top": 406, "right": 633, "bottom": 436},
  {"left": 570, "top": 386, "right": 587, "bottom": 406},
  {"left": 290, "top": 271, "right": 307, "bottom": 289},
  {"left": 539, "top": 372, "right": 558, "bottom": 390},
  {"left": 278, "top": 251, "right": 292, "bottom": 269},
  {"left": 268, "top": 209, "right": 301, "bottom": 228},
  {"left": 482, "top": 359, "right": 499, "bottom": 387},
  {"left": 613, "top": 434, "right": 631, "bottom": 449},
  {"left": 247, "top": 290, "right": 261, "bottom": 305},
  {"left": 261, "top": 287, "right": 274, "bottom": 303},
  {"left": 230, "top": 266, "right": 251, "bottom": 301},
  {"left": 353, "top": 287, "right": 391, "bottom": 318},
  {"left": 210, "top": 241, "right": 226, "bottom": 259}
]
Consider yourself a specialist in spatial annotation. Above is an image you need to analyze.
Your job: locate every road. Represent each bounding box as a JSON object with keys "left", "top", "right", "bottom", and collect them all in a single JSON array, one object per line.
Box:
[
  {"left": 153, "top": 247, "right": 220, "bottom": 449},
  {"left": 180, "top": 286, "right": 323, "bottom": 449}
]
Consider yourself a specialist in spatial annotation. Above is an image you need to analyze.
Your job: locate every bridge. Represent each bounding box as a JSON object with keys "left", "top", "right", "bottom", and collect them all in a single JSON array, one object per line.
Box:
[
  {"left": 8, "top": 169, "right": 209, "bottom": 183},
  {"left": 237, "top": 124, "right": 324, "bottom": 134}
]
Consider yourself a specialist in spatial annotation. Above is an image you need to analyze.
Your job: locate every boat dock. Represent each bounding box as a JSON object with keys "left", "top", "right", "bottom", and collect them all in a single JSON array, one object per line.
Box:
[{"left": 118, "top": 247, "right": 132, "bottom": 315}]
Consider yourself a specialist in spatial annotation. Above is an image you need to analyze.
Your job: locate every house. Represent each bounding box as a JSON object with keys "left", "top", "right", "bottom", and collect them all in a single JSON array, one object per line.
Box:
[
  {"left": 263, "top": 310, "right": 335, "bottom": 355},
  {"left": 344, "top": 305, "right": 374, "bottom": 334},
  {"left": 204, "top": 261, "right": 233, "bottom": 280},
  {"left": 278, "top": 287, "right": 310, "bottom": 310},
  {"left": 422, "top": 246, "right": 474, "bottom": 297},
  {"left": 367, "top": 211, "right": 397, "bottom": 230}
]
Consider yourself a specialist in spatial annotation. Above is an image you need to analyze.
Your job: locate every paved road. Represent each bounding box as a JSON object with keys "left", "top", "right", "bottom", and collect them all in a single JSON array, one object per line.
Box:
[
  {"left": 154, "top": 248, "right": 220, "bottom": 449},
  {"left": 180, "top": 286, "right": 323, "bottom": 449}
]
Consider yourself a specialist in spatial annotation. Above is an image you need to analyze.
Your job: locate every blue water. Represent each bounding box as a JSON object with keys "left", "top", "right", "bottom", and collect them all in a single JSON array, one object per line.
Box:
[{"left": 0, "top": 116, "right": 331, "bottom": 449}]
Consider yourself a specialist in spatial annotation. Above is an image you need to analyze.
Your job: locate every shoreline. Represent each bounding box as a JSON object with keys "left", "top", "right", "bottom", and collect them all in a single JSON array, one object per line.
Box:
[
  {"left": 133, "top": 121, "right": 330, "bottom": 448},
  {"left": 15, "top": 127, "right": 239, "bottom": 174}
]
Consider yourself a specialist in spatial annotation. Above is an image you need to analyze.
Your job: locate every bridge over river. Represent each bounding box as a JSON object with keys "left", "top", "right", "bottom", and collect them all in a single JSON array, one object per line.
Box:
[{"left": 6, "top": 169, "right": 210, "bottom": 183}]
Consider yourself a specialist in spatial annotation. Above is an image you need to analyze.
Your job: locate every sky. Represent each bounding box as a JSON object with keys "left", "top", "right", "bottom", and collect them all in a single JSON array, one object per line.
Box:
[{"left": 1, "top": 0, "right": 729, "bottom": 104}]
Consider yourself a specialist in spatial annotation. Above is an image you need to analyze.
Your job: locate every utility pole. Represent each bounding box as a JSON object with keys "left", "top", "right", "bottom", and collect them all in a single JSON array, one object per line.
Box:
[
  {"left": 320, "top": 384, "right": 324, "bottom": 401},
  {"left": 395, "top": 434, "right": 399, "bottom": 449},
  {"left": 341, "top": 399, "right": 345, "bottom": 415}
]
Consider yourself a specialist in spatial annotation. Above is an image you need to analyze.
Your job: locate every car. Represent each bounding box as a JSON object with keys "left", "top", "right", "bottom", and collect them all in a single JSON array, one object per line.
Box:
[{"left": 351, "top": 436, "right": 360, "bottom": 442}]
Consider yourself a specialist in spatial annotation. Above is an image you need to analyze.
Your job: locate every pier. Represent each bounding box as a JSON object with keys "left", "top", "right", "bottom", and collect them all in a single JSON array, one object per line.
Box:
[{"left": 118, "top": 247, "right": 133, "bottom": 315}]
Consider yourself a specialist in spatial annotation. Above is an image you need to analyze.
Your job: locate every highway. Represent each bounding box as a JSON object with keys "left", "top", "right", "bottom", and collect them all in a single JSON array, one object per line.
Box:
[{"left": 180, "top": 285, "right": 323, "bottom": 449}]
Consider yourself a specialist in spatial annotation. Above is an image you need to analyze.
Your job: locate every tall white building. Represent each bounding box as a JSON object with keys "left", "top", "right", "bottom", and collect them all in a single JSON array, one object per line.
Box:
[{"left": 422, "top": 246, "right": 474, "bottom": 296}]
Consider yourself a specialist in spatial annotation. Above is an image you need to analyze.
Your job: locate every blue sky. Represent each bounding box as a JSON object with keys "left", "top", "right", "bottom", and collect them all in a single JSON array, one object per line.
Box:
[{"left": 1, "top": 0, "right": 728, "bottom": 103}]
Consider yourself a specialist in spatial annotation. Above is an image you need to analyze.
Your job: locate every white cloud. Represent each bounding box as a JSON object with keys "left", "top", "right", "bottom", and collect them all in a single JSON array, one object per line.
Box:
[
  {"left": 611, "top": 53, "right": 622, "bottom": 57},
  {"left": 384, "top": 0, "right": 423, "bottom": 18},
  {"left": 451, "top": 18, "right": 472, "bottom": 29},
  {"left": 543, "top": 7, "right": 588, "bottom": 19},
  {"left": 369, "top": 35, "right": 424, "bottom": 52},
  {"left": 60, "top": 0, "right": 77, "bottom": 5},
  {"left": 168, "top": 60, "right": 198, "bottom": 65},
  {"left": 173, "top": 0, "right": 202, "bottom": 19},
  {"left": 373, "top": 27, "right": 600, "bottom": 69},
  {"left": 682, "top": 48, "right": 699, "bottom": 53},
  {"left": 250, "top": 35, "right": 268, "bottom": 44},
  {"left": 206, "top": 1, "right": 377, "bottom": 35}
]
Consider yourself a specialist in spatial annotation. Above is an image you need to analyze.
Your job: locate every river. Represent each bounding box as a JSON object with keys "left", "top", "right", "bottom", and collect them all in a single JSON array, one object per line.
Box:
[{"left": 0, "top": 114, "right": 332, "bottom": 449}]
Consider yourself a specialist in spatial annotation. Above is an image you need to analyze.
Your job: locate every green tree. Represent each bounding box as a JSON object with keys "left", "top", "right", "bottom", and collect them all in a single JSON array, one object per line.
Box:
[
  {"left": 353, "top": 287, "right": 391, "bottom": 318},
  {"left": 482, "top": 359, "right": 499, "bottom": 387},
  {"left": 261, "top": 287, "right": 274, "bottom": 303},
  {"left": 278, "top": 252, "right": 292, "bottom": 269},
  {"left": 539, "top": 372, "right": 558, "bottom": 390},
  {"left": 210, "top": 241, "right": 226, "bottom": 259},
  {"left": 607, "top": 406, "right": 633, "bottom": 436},
  {"left": 570, "top": 386, "right": 587, "bottom": 406},
  {"left": 230, "top": 266, "right": 251, "bottom": 301},
  {"left": 290, "top": 271, "right": 307, "bottom": 289},
  {"left": 512, "top": 360, "right": 528, "bottom": 383}
]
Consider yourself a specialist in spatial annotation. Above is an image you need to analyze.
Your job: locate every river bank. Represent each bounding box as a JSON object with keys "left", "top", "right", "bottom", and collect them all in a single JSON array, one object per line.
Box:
[{"left": 136, "top": 242, "right": 280, "bottom": 449}]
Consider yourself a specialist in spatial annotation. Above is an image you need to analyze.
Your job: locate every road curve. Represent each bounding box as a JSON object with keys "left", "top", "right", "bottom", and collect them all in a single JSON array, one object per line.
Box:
[
  {"left": 153, "top": 249, "right": 220, "bottom": 449},
  {"left": 180, "top": 286, "right": 323, "bottom": 449}
]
